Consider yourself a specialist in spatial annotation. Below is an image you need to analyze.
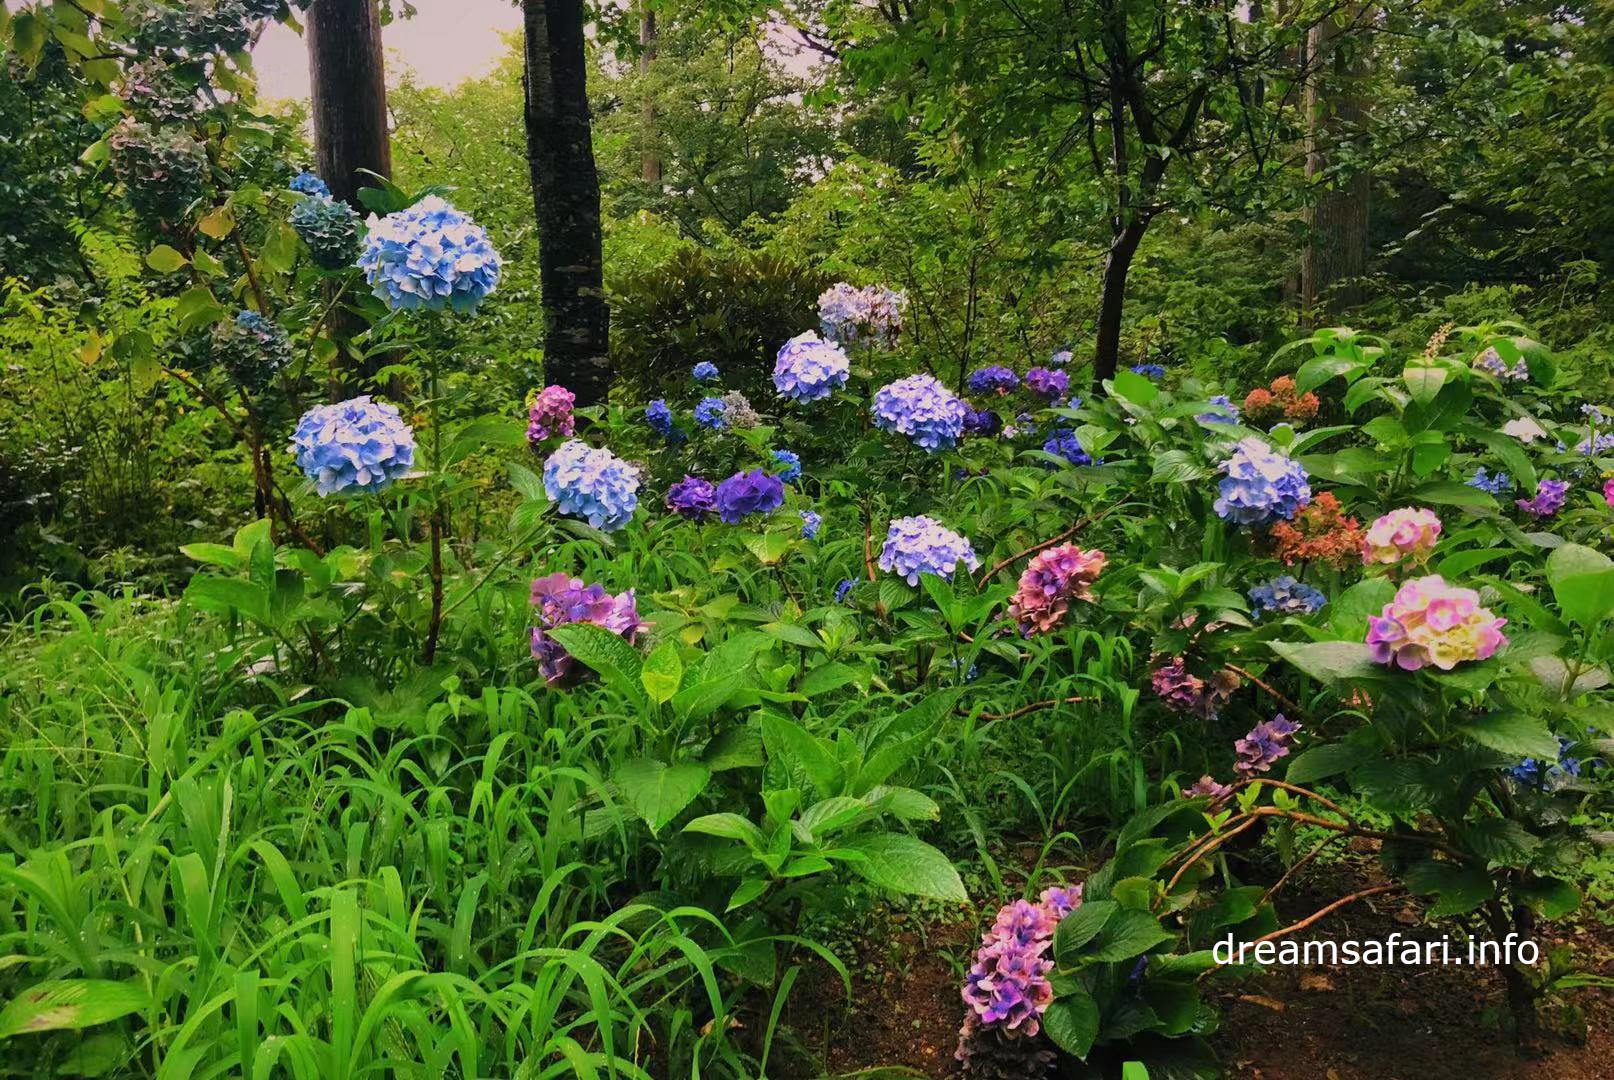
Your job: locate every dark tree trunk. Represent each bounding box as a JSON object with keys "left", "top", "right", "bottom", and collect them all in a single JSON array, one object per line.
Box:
[
  {"left": 639, "top": 5, "right": 662, "bottom": 185},
  {"left": 1093, "top": 220, "right": 1148, "bottom": 384},
  {"left": 305, "top": 0, "right": 392, "bottom": 207},
  {"left": 1300, "top": 6, "right": 1371, "bottom": 324},
  {"left": 522, "top": 0, "right": 612, "bottom": 406}
]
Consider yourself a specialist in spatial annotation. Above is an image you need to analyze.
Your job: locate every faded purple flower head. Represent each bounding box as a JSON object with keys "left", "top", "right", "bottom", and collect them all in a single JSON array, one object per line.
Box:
[
  {"left": 967, "top": 365, "right": 1020, "bottom": 396},
  {"left": 1024, "top": 367, "right": 1069, "bottom": 401},
  {"left": 1234, "top": 715, "right": 1302, "bottom": 778},
  {"left": 1152, "top": 657, "right": 1239, "bottom": 721},
  {"left": 1517, "top": 478, "right": 1569, "bottom": 518},
  {"left": 527, "top": 385, "right": 576, "bottom": 444},
  {"left": 714, "top": 469, "right": 785, "bottom": 523},
  {"left": 1184, "top": 775, "right": 1234, "bottom": 802},
  {"left": 529, "top": 572, "right": 641, "bottom": 687},
  {"left": 666, "top": 475, "right": 717, "bottom": 520}
]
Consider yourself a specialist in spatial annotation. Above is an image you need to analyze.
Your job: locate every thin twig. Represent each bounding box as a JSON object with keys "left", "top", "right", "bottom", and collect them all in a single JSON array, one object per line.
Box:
[
  {"left": 966, "top": 695, "right": 1091, "bottom": 722},
  {"left": 1224, "top": 663, "right": 1302, "bottom": 715},
  {"left": 974, "top": 502, "right": 1131, "bottom": 588},
  {"left": 1203, "top": 884, "right": 1399, "bottom": 976}
]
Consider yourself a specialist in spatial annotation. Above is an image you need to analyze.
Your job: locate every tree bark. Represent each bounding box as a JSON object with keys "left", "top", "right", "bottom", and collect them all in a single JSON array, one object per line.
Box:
[
  {"left": 1094, "top": 220, "right": 1149, "bottom": 384},
  {"left": 522, "top": 0, "right": 613, "bottom": 405},
  {"left": 639, "top": 5, "right": 662, "bottom": 185},
  {"left": 1300, "top": 6, "right": 1371, "bottom": 324},
  {"left": 305, "top": 0, "right": 392, "bottom": 207}
]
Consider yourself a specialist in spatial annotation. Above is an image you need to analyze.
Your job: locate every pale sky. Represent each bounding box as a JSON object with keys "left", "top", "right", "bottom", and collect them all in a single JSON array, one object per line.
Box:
[{"left": 253, "top": 1, "right": 523, "bottom": 102}]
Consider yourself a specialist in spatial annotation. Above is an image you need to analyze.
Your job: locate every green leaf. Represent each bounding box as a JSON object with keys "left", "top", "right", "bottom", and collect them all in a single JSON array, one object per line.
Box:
[
  {"left": 640, "top": 641, "right": 684, "bottom": 705},
  {"left": 760, "top": 621, "right": 823, "bottom": 650},
  {"left": 1285, "top": 742, "right": 1376, "bottom": 785},
  {"left": 1546, "top": 544, "right": 1614, "bottom": 627},
  {"left": 145, "top": 245, "right": 189, "bottom": 273},
  {"left": 1054, "top": 900, "right": 1115, "bottom": 962},
  {"left": 1403, "top": 360, "right": 1448, "bottom": 405},
  {"left": 185, "top": 576, "right": 270, "bottom": 626},
  {"left": 1269, "top": 640, "right": 1381, "bottom": 682},
  {"left": 1403, "top": 859, "right": 1494, "bottom": 916},
  {"left": 683, "top": 812, "right": 765, "bottom": 850},
  {"left": 837, "top": 834, "right": 966, "bottom": 902},
  {"left": 0, "top": 980, "right": 148, "bottom": 1039},
  {"left": 761, "top": 714, "right": 842, "bottom": 798},
  {"left": 1458, "top": 711, "right": 1558, "bottom": 759},
  {"left": 178, "top": 542, "right": 243, "bottom": 571},
  {"left": 546, "top": 624, "right": 645, "bottom": 706},
  {"left": 1516, "top": 876, "right": 1579, "bottom": 920},
  {"left": 1408, "top": 480, "right": 1496, "bottom": 508},
  {"left": 799, "top": 661, "right": 860, "bottom": 697},
  {"left": 615, "top": 759, "right": 710, "bottom": 836},
  {"left": 1085, "top": 907, "right": 1175, "bottom": 962},
  {"left": 1113, "top": 368, "right": 1160, "bottom": 405},
  {"left": 1041, "top": 993, "right": 1100, "bottom": 1060}
]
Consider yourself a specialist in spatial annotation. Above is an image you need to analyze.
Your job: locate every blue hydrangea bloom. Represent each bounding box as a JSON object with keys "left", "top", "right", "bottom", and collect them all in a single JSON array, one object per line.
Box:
[
  {"left": 1197, "top": 394, "right": 1239, "bottom": 424},
  {"left": 1213, "top": 437, "right": 1311, "bottom": 526},
  {"left": 834, "top": 577, "right": 858, "bottom": 603},
  {"left": 772, "top": 449, "right": 802, "bottom": 483},
  {"left": 1507, "top": 737, "right": 1587, "bottom": 790},
  {"left": 963, "top": 407, "right": 1002, "bottom": 436},
  {"left": 694, "top": 396, "right": 727, "bottom": 430},
  {"left": 692, "top": 361, "right": 720, "bottom": 383},
  {"left": 645, "top": 399, "right": 675, "bottom": 438},
  {"left": 358, "top": 196, "right": 502, "bottom": 314},
  {"left": 289, "top": 170, "right": 330, "bottom": 197},
  {"left": 1131, "top": 363, "right": 1166, "bottom": 380},
  {"left": 1042, "top": 428, "right": 1096, "bottom": 467},
  {"left": 542, "top": 440, "right": 640, "bottom": 532},
  {"left": 872, "top": 374, "right": 969, "bottom": 453},
  {"left": 773, "top": 331, "right": 849, "bottom": 404},
  {"left": 878, "top": 515, "right": 980, "bottom": 585},
  {"left": 290, "top": 396, "right": 416, "bottom": 497},
  {"left": 290, "top": 194, "right": 360, "bottom": 270},
  {"left": 1248, "top": 576, "right": 1327, "bottom": 619},
  {"left": 966, "top": 365, "right": 1019, "bottom": 396},
  {"left": 799, "top": 509, "right": 822, "bottom": 540},
  {"left": 714, "top": 469, "right": 785, "bottom": 523},
  {"left": 1468, "top": 466, "right": 1513, "bottom": 495}
]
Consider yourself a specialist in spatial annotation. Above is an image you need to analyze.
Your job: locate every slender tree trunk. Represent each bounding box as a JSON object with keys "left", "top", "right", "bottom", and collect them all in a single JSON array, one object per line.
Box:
[
  {"left": 1300, "top": 5, "right": 1371, "bottom": 325},
  {"left": 522, "top": 0, "right": 612, "bottom": 405},
  {"left": 1094, "top": 220, "right": 1148, "bottom": 384},
  {"left": 305, "top": 0, "right": 392, "bottom": 207},
  {"left": 639, "top": 5, "right": 662, "bottom": 185}
]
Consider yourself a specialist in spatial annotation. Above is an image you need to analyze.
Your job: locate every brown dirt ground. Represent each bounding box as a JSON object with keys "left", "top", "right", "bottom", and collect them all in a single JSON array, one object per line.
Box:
[{"left": 783, "top": 858, "right": 1614, "bottom": 1079}]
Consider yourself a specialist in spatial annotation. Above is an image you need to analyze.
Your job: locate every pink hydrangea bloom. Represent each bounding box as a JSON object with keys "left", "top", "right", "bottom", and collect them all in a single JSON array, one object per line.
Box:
[
  {"left": 959, "top": 888, "right": 1082, "bottom": 1042},
  {"left": 1365, "top": 575, "right": 1508, "bottom": 671},
  {"left": 1362, "top": 507, "right": 1442, "bottom": 566},
  {"left": 526, "top": 385, "right": 576, "bottom": 444},
  {"left": 1604, "top": 477, "right": 1614, "bottom": 508},
  {"left": 1008, "top": 545, "right": 1107, "bottom": 636}
]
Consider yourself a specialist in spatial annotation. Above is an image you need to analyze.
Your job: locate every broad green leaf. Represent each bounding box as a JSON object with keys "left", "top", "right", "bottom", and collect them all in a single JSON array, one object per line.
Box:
[
  {"left": 1408, "top": 480, "right": 1495, "bottom": 508},
  {"left": 0, "top": 980, "right": 148, "bottom": 1039},
  {"left": 1053, "top": 900, "right": 1116, "bottom": 961},
  {"left": 1546, "top": 544, "right": 1614, "bottom": 626},
  {"left": 683, "top": 813, "right": 765, "bottom": 849},
  {"left": 761, "top": 714, "right": 842, "bottom": 798},
  {"left": 1516, "top": 876, "right": 1579, "bottom": 920},
  {"left": 615, "top": 759, "right": 709, "bottom": 835},
  {"left": 837, "top": 834, "right": 965, "bottom": 902},
  {"left": 640, "top": 641, "right": 684, "bottom": 704},
  {"left": 760, "top": 621, "right": 823, "bottom": 650},
  {"left": 546, "top": 624, "right": 645, "bottom": 706},
  {"left": 1269, "top": 640, "right": 1380, "bottom": 682},
  {"left": 145, "top": 245, "right": 189, "bottom": 273},
  {"left": 1458, "top": 711, "right": 1558, "bottom": 759},
  {"left": 1041, "top": 993, "right": 1100, "bottom": 1059},
  {"left": 1085, "top": 907, "right": 1175, "bottom": 962},
  {"left": 1285, "top": 742, "right": 1376, "bottom": 785}
]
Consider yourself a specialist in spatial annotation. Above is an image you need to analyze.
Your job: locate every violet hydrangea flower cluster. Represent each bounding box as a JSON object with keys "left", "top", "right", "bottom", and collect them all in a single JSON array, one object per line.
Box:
[
  {"left": 1517, "top": 479, "right": 1569, "bottom": 518},
  {"left": 878, "top": 516, "right": 979, "bottom": 584},
  {"left": 1008, "top": 545, "right": 1107, "bottom": 637},
  {"left": 872, "top": 374, "right": 969, "bottom": 452},
  {"left": 541, "top": 440, "right": 640, "bottom": 532},
  {"left": 772, "top": 332, "right": 850, "bottom": 404},
  {"left": 694, "top": 396, "right": 727, "bottom": 431},
  {"left": 818, "top": 282, "right": 905, "bottom": 346},
  {"left": 1248, "top": 575, "right": 1327, "bottom": 619},
  {"left": 528, "top": 573, "right": 641, "bottom": 687},
  {"left": 1023, "top": 367, "right": 1068, "bottom": 401},
  {"left": 799, "top": 510, "right": 822, "bottom": 540},
  {"left": 1234, "top": 715, "right": 1302, "bottom": 778},
  {"left": 967, "top": 366, "right": 1020, "bottom": 396},
  {"left": 714, "top": 470, "right": 785, "bottom": 523},
  {"left": 1151, "top": 657, "right": 1240, "bottom": 721},
  {"left": 1366, "top": 575, "right": 1508, "bottom": 671},
  {"left": 359, "top": 196, "right": 502, "bottom": 314},
  {"left": 644, "top": 399, "right": 677, "bottom": 439},
  {"left": 1361, "top": 507, "right": 1442, "bottom": 566},
  {"left": 666, "top": 475, "right": 717, "bottom": 520},
  {"left": 290, "top": 396, "right": 417, "bottom": 497},
  {"left": 1213, "top": 437, "right": 1311, "bottom": 526},
  {"left": 526, "top": 385, "right": 576, "bottom": 445}
]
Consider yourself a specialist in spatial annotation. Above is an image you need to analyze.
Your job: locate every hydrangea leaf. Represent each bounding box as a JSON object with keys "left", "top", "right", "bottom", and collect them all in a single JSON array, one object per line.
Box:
[{"left": 835, "top": 834, "right": 965, "bottom": 902}]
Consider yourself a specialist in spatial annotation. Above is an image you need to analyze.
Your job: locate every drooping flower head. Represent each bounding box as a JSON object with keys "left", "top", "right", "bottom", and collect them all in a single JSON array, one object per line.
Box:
[
  {"left": 1214, "top": 437, "right": 1311, "bottom": 526},
  {"left": 1270, "top": 492, "right": 1364, "bottom": 568},
  {"left": 1008, "top": 545, "right": 1107, "bottom": 637},
  {"left": 541, "top": 440, "right": 640, "bottom": 532},
  {"left": 872, "top": 374, "right": 969, "bottom": 452},
  {"left": 1024, "top": 367, "right": 1069, "bottom": 401},
  {"left": 212, "top": 310, "right": 291, "bottom": 391},
  {"left": 1468, "top": 467, "right": 1513, "bottom": 495},
  {"left": 957, "top": 886, "right": 1082, "bottom": 1060},
  {"left": 1152, "top": 658, "right": 1240, "bottom": 721},
  {"left": 692, "top": 361, "right": 720, "bottom": 383},
  {"left": 1197, "top": 394, "right": 1239, "bottom": 425},
  {"left": 1362, "top": 507, "right": 1442, "bottom": 566},
  {"left": 529, "top": 572, "right": 641, "bottom": 687},
  {"left": 878, "top": 516, "right": 979, "bottom": 585},
  {"left": 290, "top": 194, "right": 361, "bottom": 270},
  {"left": 1248, "top": 576, "right": 1327, "bottom": 619},
  {"left": 290, "top": 396, "right": 417, "bottom": 496},
  {"left": 967, "top": 366, "right": 1020, "bottom": 396},
  {"left": 772, "top": 449, "right": 802, "bottom": 483},
  {"left": 694, "top": 396, "right": 727, "bottom": 431},
  {"left": 799, "top": 509, "right": 822, "bottom": 540},
  {"left": 526, "top": 385, "right": 576, "bottom": 445},
  {"left": 772, "top": 331, "right": 850, "bottom": 404},
  {"left": 1234, "top": 715, "right": 1302, "bottom": 778},
  {"left": 1365, "top": 575, "right": 1508, "bottom": 671},
  {"left": 358, "top": 196, "right": 502, "bottom": 314},
  {"left": 1517, "top": 479, "right": 1569, "bottom": 518},
  {"left": 666, "top": 475, "right": 717, "bottom": 520},
  {"left": 714, "top": 469, "right": 785, "bottom": 523}
]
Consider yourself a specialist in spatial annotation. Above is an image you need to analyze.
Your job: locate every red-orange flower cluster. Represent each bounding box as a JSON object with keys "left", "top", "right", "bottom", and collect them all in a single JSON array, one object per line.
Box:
[
  {"left": 1243, "top": 375, "right": 1320, "bottom": 425},
  {"left": 1269, "top": 492, "right": 1364, "bottom": 568}
]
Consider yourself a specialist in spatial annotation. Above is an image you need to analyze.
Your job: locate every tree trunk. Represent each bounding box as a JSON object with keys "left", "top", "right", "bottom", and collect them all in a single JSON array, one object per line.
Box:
[
  {"left": 639, "top": 5, "right": 662, "bottom": 185},
  {"left": 522, "top": 0, "right": 613, "bottom": 405},
  {"left": 305, "top": 0, "right": 392, "bottom": 207},
  {"left": 1093, "top": 220, "right": 1149, "bottom": 385},
  {"left": 1300, "top": 6, "right": 1371, "bottom": 325}
]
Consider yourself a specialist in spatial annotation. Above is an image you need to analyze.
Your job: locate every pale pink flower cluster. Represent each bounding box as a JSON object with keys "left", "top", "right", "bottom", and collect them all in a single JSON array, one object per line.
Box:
[
  {"left": 1361, "top": 507, "right": 1442, "bottom": 566},
  {"left": 1366, "top": 575, "right": 1508, "bottom": 671}
]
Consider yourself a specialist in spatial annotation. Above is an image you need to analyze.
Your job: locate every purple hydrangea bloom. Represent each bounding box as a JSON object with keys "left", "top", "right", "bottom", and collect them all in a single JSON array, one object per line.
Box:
[
  {"left": 1517, "top": 478, "right": 1569, "bottom": 518},
  {"left": 692, "top": 361, "right": 720, "bottom": 383},
  {"left": 1184, "top": 776, "right": 1234, "bottom": 802},
  {"left": 1197, "top": 394, "right": 1239, "bottom": 424},
  {"left": 1151, "top": 657, "right": 1239, "bottom": 721},
  {"left": 799, "top": 509, "right": 822, "bottom": 540},
  {"left": 526, "top": 385, "right": 576, "bottom": 444},
  {"left": 542, "top": 440, "right": 640, "bottom": 532},
  {"left": 1214, "top": 437, "right": 1311, "bottom": 526},
  {"left": 773, "top": 331, "right": 850, "bottom": 404},
  {"left": 963, "top": 407, "right": 1002, "bottom": 436},
  {"left": 1024, "top": 367, "right": 1069, "bottom": 400},
  {"left": 529, "top": 572, "right": 641, "bottom": 687},
  {"left": 714, "top": 469, "right": 785, "bottom": 523},
  {"left": 1234, "top": 715, "right": 1302, "bottom": 778},
  {"left": 967, "top": 365, "right": 1020, "bottom": 396},
  {"left": 1468, "top": 466, "right": 1513, "bottom": 495},
  {"left": 290, "top": 396, "right": 416, "bottom": 496},
  {"left": 878, "top": 515, "right": 979, "bottom": 585},
  {"left": 872, "top": 374, "right": 969, "bottom": 452},
  {"left": 1038, "top": 884, "right": 1083, "bottom": 918},
  {"left": 694, "top": 396, "right": 727, "bottom": 430},
  {"left": 772, "top": 449, "right": 802, "bottom": 483},
  {"left": 666, "top": 475, "right": 717, "bottom": 519},
  {"left": 1248, "top": 576, "right": 1327, "bottom": 619},
  {"left": 358, "top": 196, "right": 501, "bottom": 314},
  {"left": 1041, "top": 428, "right": 1095, "bottom": 467}
]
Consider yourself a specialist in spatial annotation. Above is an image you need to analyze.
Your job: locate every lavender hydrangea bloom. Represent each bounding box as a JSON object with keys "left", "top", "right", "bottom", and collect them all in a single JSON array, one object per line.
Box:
[
  {"left": 1048, "top": 348, "right": 1073, "bottom": 368},
  {"left": 772, "top": 331, "right": 850, "bottom": 404},
  {"left": 967, "top": 366, "right": 1020, "bottom": 396},
  {"left": 289, "top": 170, "right": 330, "bottom": 198},
  {"left": 1473, "top": 346, "right": 1529, "bottom": 381},
  {"left": 1041, "top": 429, "right": 1095, "bottom": 467},
  {"left": 290, "top": 194, "right": 360, "bottom": 270},
  {"left": 666, "top": 475, "right": 717, "bottom": 519},
  {"left": 358, "top": 196, "right": 502, "bottom": 314},
  {"left": 1234, "top": 715, "right": 1302, "bottom": 777},
  {"left": 799, "top": 509, "right": 822, "bottom": 540},
  {"left": 878, "top": 516, "right": 980, "bottom": 584},
  {"left": 818, "top": 282, "right": 905, "bottom": 346},
  {"left": 714, "top": 469, "right": 785, "bottom": 523},
  {"left": 1468, "top": 466, "right": 1513, "bottom": 495},
  {"left": 1517, "top": 478, "right": 1569, "bottom": 518},
  {"left": 872, "top": 374, "right": 969, "bottom": 452},
  {"left": 692, "top": 361, "right": 720, "bottom": 383},
  {"left": 542, "top": 440, "right": 640, "bottom": 532},
  {"left": 645, "top": 399, "right": 675, "bottom": 438},
  {"left": 1575, "top": 432, "right": 1614, "bottom": 456},
  {"left": 290, "top": 396, "right": 416, "bottom": 496},
  {"left": 1214, "top": 437, "right": 1311, "bottom": 526},
  {"left": 1024, "top": 367, "right": 1069, "bottom": 400},
  {"left": 1197, "top": 394, "right": 1239, "bottom": 424},
  {"left": 772, "top": 449, "right": 802, "bottom": 483},
  {"left": 694, "top": 396, "right": 727, "bottom": 431},
  {"left": 529, "top": 572, "right": 641, "bottom": 687},
  {"left": 1131, "top": 363, "right": 1166, "bottom": 380},
  {"left": 1248, "top": 576, "right": 1327, "bottom": 619}
]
